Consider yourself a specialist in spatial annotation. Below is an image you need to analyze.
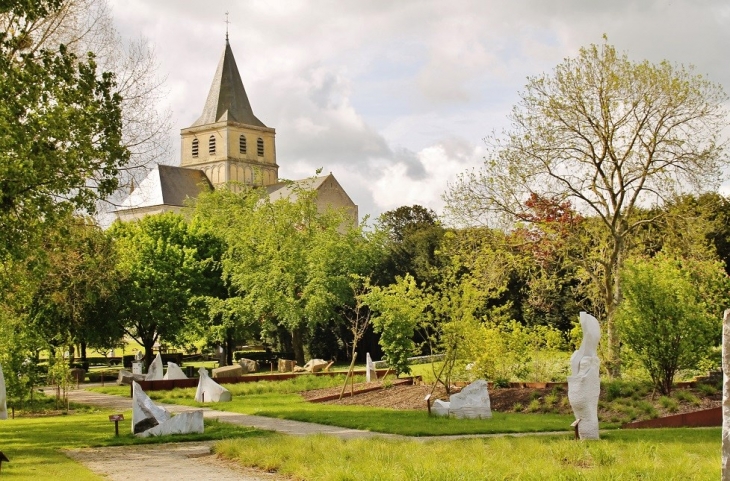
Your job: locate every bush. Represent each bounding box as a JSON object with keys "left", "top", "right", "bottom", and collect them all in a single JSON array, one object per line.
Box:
[{"left": 617, "top": 254, "right": 728, "bottom": 395}]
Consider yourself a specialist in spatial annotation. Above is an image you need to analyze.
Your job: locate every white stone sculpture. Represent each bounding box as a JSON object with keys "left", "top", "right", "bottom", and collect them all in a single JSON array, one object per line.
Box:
[
  {"left": 163, "top": 361, "right": 188, "bottom": 380},
  {"left": 722, "top": 309, "right": 730, "bottom": 479},
  {"left": 145, "top": 353, "right": 164, "bottom": 381},
  {"left": 431, "top": 380, "right": 492, "bottom": 419},
  {"left": 137, "top": 410, "right": 204, "bottom": 438},
  {"left": 0, "top": 363, "right": 7, "bottom": 420},
  {"left": 308, "top": 358, "right": 328, "bottom": 373},
  {"left": 449, "top": 379, "right": 492, "bottom": 419},
  {"left": 194, "top": 367, "right": 232, "bottom": 403},
  {"left": 567, "top": 311, "right": 601, "bottom": 440},
  {"left": 366, "top": 353, "right": 377, "bottom": 382},
  {"left": 132, "top": 382, "right": 203, "bottom": 437},
  {"left": 132, "top": 381, "right": 171, "bottom": 433},
  {"left": 431, "top": 399, "right": 450, "bottom": 417}
]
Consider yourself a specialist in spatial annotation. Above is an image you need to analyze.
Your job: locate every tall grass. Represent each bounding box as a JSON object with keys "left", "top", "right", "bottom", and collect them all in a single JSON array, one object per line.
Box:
[{"left": 215, "top": 428, "right": 720, "bottom": 480}]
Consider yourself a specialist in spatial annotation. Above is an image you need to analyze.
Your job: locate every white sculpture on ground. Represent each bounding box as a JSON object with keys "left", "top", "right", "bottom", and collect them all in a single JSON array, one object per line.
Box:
[
  {"left": 163, "top": 361, "right": 188, "bottom": 380},
  {"left": 132, "top": 381, "right": 203, "bottom": 437},
  {"left": 722, "top": 309, "right": 730, "bottom": 479},
  {"left": 431, "top": 379, "right": 492, "bottom": 419},
  {"left": 568, "top": 311, "right": 601, "bottom": 440},
  {"left": 145, "top": 353, "right": 164, "bottom": 381},
  {"left": 194, "top": 367, "right": 231, "bottom": 403},
  {"left": 366, "top": 353, "right": 377, "bottom": 382},
  {"left": 0, "top": 363, "right": 7, "bottom": 420}
]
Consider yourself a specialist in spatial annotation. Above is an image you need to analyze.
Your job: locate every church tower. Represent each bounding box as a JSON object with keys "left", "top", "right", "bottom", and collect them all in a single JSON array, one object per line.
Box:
[{"left": 180, "top": 40, "right": 278, "bottom": 188}]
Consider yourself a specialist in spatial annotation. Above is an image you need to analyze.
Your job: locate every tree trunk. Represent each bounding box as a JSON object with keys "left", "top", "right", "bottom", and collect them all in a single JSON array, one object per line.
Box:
[
  {"left": 143, "top": 339, "right": 155, "bottom": 370},
  {"left": 80, "top": 341, "right": 89, "bottom": 371},
  {"left": 225, "top": 328, "right": 235, "bottom": 366},
  {"left": 67, "top": 344, "right": 75, "bottom": 368},
  {"left": 604, "top": 231, "right": 625, "bottom": 378},
  {"left": 291, "top": 325, "right": 305, "bottom": 366}
]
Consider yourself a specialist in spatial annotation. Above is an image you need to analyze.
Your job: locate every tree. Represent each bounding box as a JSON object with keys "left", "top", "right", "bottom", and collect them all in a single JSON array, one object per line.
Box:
[
  {"left": 0, "top": 0, "right": 171, "bottom": 200},
  {"left": 360, "top": 274, "right": 426, "bottom": 376},
  {"left": 28, "top": 216, "right": 122, "bottom": 367},
  {"left": 445, "top": 40, "right": 729, "bottom": 376},
  {"left": 617, "top": 254, "right": 729, "bottom": 394},
  {"left": 107, "top": 213, "right": 215, "bottom": 368},
  {"left": 193, "top": 183, "right": 377, "bottom": 365},
  {"left": 0, "top": 0, "right": 128, "bottom": 260},
  {"left": 376, "top": 205, "right": 444, "bottom": 285}
]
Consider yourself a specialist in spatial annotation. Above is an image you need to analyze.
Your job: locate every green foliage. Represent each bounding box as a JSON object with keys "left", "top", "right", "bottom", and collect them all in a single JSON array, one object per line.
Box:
[
  {"left": 192, "top": 181, "right": 379, "bottom": 364},
  {"left": 445, "top": 39, "right": 729, "bottom": 376},
  {"left": 463, "top": 319, "right": 568, "bottom": 382},
  {"left": 0, "top": 1, "right": 128, "bottom": 260},
  {"left": 107, "top": 213, "right": 216, "bottom": 366},
  {"left": 360, "top": 275, "right": 425, "bottom": 376},
  {"left": 617, "top": 253, "right": 728, "bottom": 394}
]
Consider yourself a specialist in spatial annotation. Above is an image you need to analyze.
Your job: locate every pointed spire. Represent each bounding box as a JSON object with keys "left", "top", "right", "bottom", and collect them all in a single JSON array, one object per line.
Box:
[{"left": 192, "top": 41, "right": 266, "bottom": 128}]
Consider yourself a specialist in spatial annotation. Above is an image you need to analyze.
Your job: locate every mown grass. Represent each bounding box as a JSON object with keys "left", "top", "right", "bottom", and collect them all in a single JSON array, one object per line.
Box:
[
  {"left": 215, "top": 427, "right": 720, "bottom": 480},
  {"left": 92, "top": 375, "right": 577, "bottom": 436},
  {"left": 0, "top": 409, "right": 267, "bottom": 480}
]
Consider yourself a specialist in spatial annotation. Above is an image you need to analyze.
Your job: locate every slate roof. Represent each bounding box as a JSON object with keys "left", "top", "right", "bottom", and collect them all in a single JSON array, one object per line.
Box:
[
  {"left": 192, "top": 41, "right": 266, "bottom": 128},
  {"left": 118, "top": 165, "right": 212, "bottom": 210},
  {"left": 265, "top": 176, "right": 329, "bottom": 202}
]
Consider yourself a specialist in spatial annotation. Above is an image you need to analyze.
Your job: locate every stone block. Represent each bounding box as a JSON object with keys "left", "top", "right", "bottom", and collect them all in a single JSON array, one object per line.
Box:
[
  {"left": 70, "top": 367, "right": 86, "bottom": 383},
  {"left": 117, "top": 369, "right": 145, "bottom": 386},
  {"left": 278, "top": 359, "right": 295, "bottom": 373},
  {"left": 238, "top": 358, "right": 259, "bottom": 374},
  {"left": 212, "top": 364, "right": 243, "bottom": 378}
]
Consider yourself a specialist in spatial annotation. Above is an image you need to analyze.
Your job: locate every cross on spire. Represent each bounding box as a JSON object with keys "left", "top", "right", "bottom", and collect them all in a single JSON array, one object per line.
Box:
[{"left": 225, "top": 11, "right": 230, "bottom": 41}]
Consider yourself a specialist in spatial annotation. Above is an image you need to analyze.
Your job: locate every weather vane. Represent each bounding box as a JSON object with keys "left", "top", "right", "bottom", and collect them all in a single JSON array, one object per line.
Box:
[{"left": 225, "top": 11, "right": 230, "bottom": 41}]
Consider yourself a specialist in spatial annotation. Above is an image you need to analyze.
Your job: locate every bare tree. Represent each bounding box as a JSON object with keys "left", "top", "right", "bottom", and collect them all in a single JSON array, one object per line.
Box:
[{"left": 445, "top": 40, "right": 728, "bottom": 376}]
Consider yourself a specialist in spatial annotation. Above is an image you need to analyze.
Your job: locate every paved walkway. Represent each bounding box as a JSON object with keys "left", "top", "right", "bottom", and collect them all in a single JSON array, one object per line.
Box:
[
  {"left": 57, "top": 387, "right": 571, "bottom": 442},
  {"left": 58, "top": 387, "right": 401, "bottom": 440}
]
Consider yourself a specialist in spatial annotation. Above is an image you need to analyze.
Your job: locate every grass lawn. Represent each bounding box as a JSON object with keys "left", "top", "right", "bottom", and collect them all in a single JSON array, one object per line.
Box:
[
  {"left": 0, "top": 408, "right": 267, "bottom": 480},
  {"left": 215, "top": 427, "right": 721, "bottom": 480},
  {"left": 92, "top": 375, "right": 580, "bottom": 436}
]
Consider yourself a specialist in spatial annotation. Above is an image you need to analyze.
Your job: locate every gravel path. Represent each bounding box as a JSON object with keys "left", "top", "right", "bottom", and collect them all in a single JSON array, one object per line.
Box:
[{"left": 65, "top": 441, "right": 288, "bottom": 481}]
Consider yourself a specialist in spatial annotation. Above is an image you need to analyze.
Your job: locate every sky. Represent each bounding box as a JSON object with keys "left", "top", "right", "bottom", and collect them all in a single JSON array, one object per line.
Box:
[{"left": 107, "top": 0, "right": 730, "bottom": 223}]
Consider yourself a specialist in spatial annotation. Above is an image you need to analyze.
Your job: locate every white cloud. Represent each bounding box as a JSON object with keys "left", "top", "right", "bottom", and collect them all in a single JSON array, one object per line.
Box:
[{"left": 107, "top": 0, "right": 730, "bottom": 221}]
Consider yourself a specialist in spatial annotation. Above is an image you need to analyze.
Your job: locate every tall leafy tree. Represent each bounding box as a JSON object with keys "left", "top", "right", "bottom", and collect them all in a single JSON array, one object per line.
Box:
[
  {"left": 107, "top": 213, "right": 214, "bottom": 367},
  {"left": 193, "top": 183, "right": 377, "bottom": 365},
  {"left": 29, "top": 216, "right": 122, "bottom": 366},
  {"left": 0, "top": 0, "right": 128, "bottom": 260},
  {"left": 445, "top": 40, "right": 728, "bottom": 375},
  {"left": 376, "top": 205, "right": 444, "bottom": 285}
]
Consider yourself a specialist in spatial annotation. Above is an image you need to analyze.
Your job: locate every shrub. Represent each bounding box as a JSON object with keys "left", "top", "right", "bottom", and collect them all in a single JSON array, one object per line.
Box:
[{"left": 617, "top": 254, "right": 728, "bottom": 395}]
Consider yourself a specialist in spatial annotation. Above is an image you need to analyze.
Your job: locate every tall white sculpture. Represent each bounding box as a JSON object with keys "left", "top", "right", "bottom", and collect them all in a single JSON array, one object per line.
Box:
[
  {"left": 145, "top": 353, "right": 164, "bottom": 381},
  {"left": 722, "top": 309, "right": 730, "bottom": 479},
  {"left": 194, "top": 367, "right": 231, "bottom": 403},
  {"left": 366, "top": 353, "right": 377, "bottom": 382},
  {"left": 568, "top": 311, "right": 601, "bottom": 440},
  {"left": 0, "top": 363, "right": 7, "bottom": 420},
  {"left": 163, "top": 361, "right": 188, "bottom": 380}
]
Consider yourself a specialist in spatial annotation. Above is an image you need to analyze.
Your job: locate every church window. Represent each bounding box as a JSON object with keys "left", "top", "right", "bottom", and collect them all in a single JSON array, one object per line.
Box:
[
  {"left": 239, "top": 135, "right": 247, "bottom": 154},
  {"left": 192, "top": 138, "right": 199, "bottom": 158},
  {"left": 257, "top": 137, "right": 264, "bottom": 157},
  {"left": 209, "top": 135, "right": 216, "bottom": 155}
]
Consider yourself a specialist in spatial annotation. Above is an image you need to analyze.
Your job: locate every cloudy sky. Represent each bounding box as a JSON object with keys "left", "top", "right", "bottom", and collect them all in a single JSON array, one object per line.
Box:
[{"left": 107, "top": 0, "right": 730, "bottom": 222}]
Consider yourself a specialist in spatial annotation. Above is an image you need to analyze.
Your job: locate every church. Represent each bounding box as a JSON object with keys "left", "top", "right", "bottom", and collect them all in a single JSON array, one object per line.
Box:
[{"left": 116, "top": 39, "right": 358, "bottom": 222}]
